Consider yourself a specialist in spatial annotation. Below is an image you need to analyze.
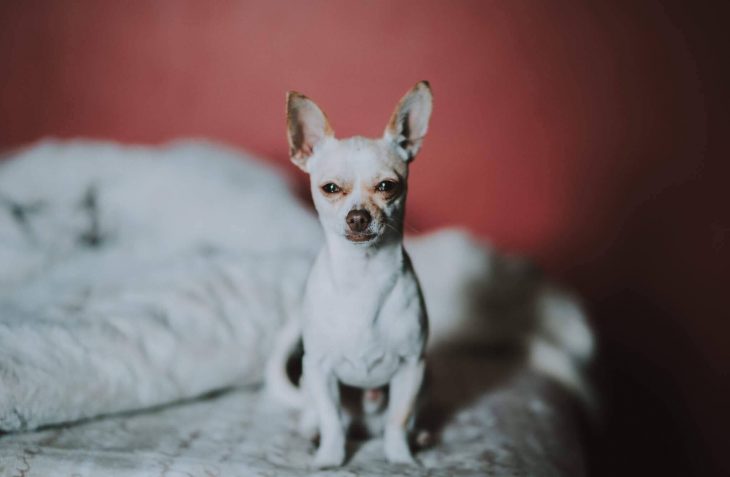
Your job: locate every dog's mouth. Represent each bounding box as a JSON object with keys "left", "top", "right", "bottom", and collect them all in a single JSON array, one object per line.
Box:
[{"left": 345, "top": 232, "right": 377, "bottom": 243}]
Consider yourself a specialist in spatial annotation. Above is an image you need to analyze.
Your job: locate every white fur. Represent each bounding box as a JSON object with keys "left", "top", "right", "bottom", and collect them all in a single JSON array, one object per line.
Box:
[
  {"left": 269, "top": 83, "right": 596, "bottom": 468},
  {"left": 278, "top": 83, "right": 433, "bottom": 467}
]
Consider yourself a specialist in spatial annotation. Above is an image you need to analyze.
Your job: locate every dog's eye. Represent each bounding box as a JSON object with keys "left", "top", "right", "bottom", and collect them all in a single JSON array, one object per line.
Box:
[
  {"left": 376, "top": 180, "right": 398, "bottom": 193},
  {"left": 321, "top": 183, "right": 341, "bottom": 194}
]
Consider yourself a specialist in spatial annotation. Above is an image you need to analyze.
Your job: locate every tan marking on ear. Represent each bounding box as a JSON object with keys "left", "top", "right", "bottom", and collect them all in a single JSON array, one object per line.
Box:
[
  {"left": 386, "top": 81, "right": 431, "bottom": 134},
  {"left": 286, "top": 91, "right": 334, "bottom": 171},
  {"left": 384, "top": 81, "right": 433, "bottom": 162}
]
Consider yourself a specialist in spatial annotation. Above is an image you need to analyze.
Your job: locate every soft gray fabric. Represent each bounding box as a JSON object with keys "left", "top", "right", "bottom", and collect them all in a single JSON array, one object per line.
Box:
[
  {"left": 0, "top": 140, "right": 593, "bottom": 476},
  {"left": 0, "top": 140, "right": 320, "bottom": 431},
  {"left": 0, "top": 369, "right": 584, "bottom": 477}
]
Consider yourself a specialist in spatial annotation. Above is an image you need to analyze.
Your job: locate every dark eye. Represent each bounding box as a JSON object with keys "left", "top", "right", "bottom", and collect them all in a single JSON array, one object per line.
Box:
[
  {"left": 321, "top": 183, "right": 341, "bottom": 194},
  {"left": 376, "top": 180, "right": 398, "bottom": 193}
]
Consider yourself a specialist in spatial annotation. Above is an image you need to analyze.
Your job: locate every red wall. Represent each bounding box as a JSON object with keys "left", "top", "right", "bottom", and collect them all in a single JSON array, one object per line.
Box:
[{"left": 1, "top": 1, "right": 727, "bottom": 475}]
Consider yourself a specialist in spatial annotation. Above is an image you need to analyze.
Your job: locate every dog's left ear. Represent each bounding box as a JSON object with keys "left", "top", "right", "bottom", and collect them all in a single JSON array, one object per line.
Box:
[
  {"left": 287, "top": 91, "right": 334, "bottom": 172},
  {"left": 384, "top": 81, "right": 433, "bottom": 162}
]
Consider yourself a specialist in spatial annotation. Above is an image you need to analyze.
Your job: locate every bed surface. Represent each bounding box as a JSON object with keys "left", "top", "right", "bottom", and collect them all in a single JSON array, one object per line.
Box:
[
  {"left": 0, "top": 141, "right": 592, "bottom": 476},
  {"left": 0, "top": 367, "right": 584, "bottom": 477}
]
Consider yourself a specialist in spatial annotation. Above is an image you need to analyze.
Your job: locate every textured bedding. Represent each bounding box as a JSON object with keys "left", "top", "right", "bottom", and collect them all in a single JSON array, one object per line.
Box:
[{"left": 0, "top": 141, "right": 593, "bottom": 476}]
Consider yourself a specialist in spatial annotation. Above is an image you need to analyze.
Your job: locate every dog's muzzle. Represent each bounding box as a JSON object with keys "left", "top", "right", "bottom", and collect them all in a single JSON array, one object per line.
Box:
[
  {"left": 346, "top": 209, "right": 371, "bottom": 233},
  {"left": 345, "top": 209, "right": 376, "bottom": 242}
]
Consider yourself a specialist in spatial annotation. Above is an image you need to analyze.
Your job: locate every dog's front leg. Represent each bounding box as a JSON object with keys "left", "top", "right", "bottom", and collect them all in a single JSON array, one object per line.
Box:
[
  {"left": 384, "top": 358, "right": 425, "bottom": 465},
  {"left": 303, "top": 354, "right": 345, "bottom": 468}
]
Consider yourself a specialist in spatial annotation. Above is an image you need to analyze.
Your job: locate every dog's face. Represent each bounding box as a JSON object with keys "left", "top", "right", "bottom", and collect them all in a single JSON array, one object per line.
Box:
[
  {"left": 287, "top": 82, "right": 432, "bottom": 245},
  {"left": 306, "top": 137, "right": 408, "bottom": 243}
]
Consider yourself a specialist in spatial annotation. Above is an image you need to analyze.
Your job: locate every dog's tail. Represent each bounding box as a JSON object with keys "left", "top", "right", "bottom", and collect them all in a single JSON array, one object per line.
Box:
[
  {"left": 264, "top": 316, "right": 305, "bottom": 409},
  {"left": 527, "top": 284, "right": 596, "bottom": 409},
  {"left": 408, "top": 230, "right": 596, "bottom": 409}
]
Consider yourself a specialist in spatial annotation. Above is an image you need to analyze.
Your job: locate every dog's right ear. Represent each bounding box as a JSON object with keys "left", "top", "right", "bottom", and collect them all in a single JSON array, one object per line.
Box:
[
  {"left": 384, "top": 81, "right": 433, "bottom": 162},
  {"left": 286, "top": 91, "right": 334, "bottom": 172}
]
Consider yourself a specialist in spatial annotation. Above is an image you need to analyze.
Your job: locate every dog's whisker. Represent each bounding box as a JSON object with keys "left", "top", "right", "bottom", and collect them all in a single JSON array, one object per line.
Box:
[
  {"left": 384, "top": 222, "right": 402, "bottom": 235},
  {"left": 404, "top": 222, "right": 421, "bottom": 234},
  {"left": 384, "top": 222, "right": 409, "bottom": 237}
]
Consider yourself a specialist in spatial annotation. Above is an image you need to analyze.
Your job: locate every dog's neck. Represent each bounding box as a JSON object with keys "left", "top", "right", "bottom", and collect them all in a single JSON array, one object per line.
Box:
[{"left": 322, "top": 228, "right": 405, "bottom": 285}]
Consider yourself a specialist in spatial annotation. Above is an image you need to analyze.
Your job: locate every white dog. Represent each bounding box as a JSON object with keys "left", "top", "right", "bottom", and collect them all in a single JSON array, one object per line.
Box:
[{"left": 266, "top": 81, "right": 433, "bottom": 467}]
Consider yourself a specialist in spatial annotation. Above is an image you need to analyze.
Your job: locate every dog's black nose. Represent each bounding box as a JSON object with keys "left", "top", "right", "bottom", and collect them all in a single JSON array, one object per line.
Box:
[{"left": 346, "top": 209, "right": 371, "bottom": 233}]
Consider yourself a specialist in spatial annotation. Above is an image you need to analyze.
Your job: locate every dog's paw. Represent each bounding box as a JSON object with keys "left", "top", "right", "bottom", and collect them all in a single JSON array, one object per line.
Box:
[
  {"left": 312, "top": 445, "right": 345, "bottom": 468},
  {"left": 384, "top": 430, "right": 417, "bottom": 465},
  {"left": 384, "top": 442, "right": 417, "bottom": 465},
  {"left": 385, "top": 450, "right": 418, "bottom": 466}
]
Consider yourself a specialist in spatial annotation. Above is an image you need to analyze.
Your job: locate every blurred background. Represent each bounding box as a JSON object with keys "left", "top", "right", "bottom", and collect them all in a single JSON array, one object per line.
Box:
[{"left": 0, "top": 1, "right": 726, "bottom": 475}]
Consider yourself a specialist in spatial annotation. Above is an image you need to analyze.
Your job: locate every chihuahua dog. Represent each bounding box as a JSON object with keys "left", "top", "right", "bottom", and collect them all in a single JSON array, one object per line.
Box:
[{"left": 267, "top": 81, "right": 432, "bottom": 468}]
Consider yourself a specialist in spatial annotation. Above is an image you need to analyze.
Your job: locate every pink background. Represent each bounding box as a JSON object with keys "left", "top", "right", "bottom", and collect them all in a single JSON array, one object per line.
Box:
[{"left": 1, "top": 1, "right": 727, "bottom": 475}]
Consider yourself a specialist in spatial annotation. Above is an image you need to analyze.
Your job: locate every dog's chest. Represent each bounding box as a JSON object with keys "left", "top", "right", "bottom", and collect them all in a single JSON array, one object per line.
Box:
[
  {"left": 329, "top": 313, "right": 410, "bottom": 388},
  {"left": 303, "top": 268, "right": 425, "bottom": 388}
]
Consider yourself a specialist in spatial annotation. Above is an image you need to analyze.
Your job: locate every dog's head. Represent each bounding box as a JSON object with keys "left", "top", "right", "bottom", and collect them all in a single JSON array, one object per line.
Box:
[{"left": 286, "top": 81, "right": 433, "bottom": 245}]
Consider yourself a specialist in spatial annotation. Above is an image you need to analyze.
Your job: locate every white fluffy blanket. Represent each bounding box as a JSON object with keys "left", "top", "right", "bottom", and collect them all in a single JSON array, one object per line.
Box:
[
  {"left": 0, "top": 141, "right": 324, "bottom": 431},
  {"left": 0, "top": 141, "right": 593, "bottom": 475}
]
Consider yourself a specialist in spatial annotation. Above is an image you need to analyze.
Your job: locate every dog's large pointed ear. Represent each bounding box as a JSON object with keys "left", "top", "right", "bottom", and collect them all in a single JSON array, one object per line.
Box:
[
  {"left": 286, "top": 91, "right": 334, "bottom": 172},
  {"left": 384, "top": 81, "right": 433, "bottom": 162}
]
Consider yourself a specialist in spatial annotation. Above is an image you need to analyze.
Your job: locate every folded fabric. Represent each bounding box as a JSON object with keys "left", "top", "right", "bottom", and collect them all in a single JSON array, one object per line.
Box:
[{"left": 0, "top": 140, "right": 593, "bottom": 432}]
